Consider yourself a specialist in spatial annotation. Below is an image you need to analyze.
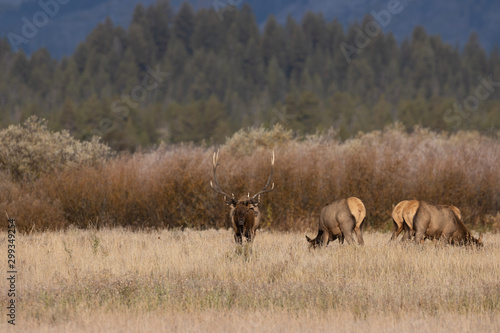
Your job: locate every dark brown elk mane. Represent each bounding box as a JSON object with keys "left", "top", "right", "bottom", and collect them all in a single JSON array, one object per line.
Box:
[{"left": 210, "top": 150, "right": 275, "bottom": 243}]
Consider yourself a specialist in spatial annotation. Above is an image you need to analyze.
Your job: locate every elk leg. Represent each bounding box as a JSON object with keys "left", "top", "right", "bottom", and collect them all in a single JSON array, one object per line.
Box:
[
  {"left": 414, "top": 231, "right": 425, "bottom": 245},
  {"left": 395, "top": 225, "right": 403, "bottom": 239},
  {"left": 339, "top": 215, "right": 357, "bottom": 245},
  {"left": 330, "top": 232, "right": 339, "bottom": 244},
  {"left": 354, "top": 226, "right": 364, "bottom": 245},
  {"left": 402, "top": 223, "right": 412, "bottom": 242},
  {"left": 234, "top": 227, "right": 243, "bottom": 244},
  {"left": 390, "top": 219, "right": 402, "bottom": 241},
  {"left": 234, "top": 234, "right": 242, "bottom": 244},
  {"left": 401, "top": 228, "right": 409, "bottom": 242},
  {"left": 341, "top": 228, "right": 356, "bottom": 245},
  {"left": 329, "top": 227, "right": 340, "bottom": 245},
  {"left": 244, "top": 229, "right": 254, "bottom": 242},
  {"left": 439, "top": 233, "right": 451, "bottom": 246},
  {"left": 249, "top": 229, "right": 257, "bottom": 243},
  {"left": 321, "top": 230, "right": 329, "bottom": 246}
]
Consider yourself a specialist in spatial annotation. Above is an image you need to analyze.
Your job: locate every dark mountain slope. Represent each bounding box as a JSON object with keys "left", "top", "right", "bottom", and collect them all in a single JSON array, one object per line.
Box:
[{"left": 0, "top": 0, "right": 498, "bottom": 58}]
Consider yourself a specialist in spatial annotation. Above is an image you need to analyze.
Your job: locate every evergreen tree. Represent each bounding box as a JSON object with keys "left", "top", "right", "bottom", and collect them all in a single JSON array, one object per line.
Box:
[
  {"left": 131, "top": 3, "right": 148, "bottom": 27},
  {"left": 128, "top": 22, "right": 152, "bottom": 70},
  {"left": 9, "top": 50, "right": 30, "bottom": 85},
  {"left": 285, "top": 15, "right": 308, "bottom": 80},
  {"left": 285, "top": 91, "right": 321, "bottom": 132},
  {"left": 73, "top": 43, "right": 89, "bottom": 73},
  {"left": 409, "top": 26, "right": 436, "bottom": 98},
  {"left": 55, "top": 58, "right": 80, "bottom": 101},
  {"left": 190, "top": 9, "right": 224, "bottom": 52},
  {"left": 346, "top": 58, "right": 375, "bottom": 98},
  {"left": 267, "top": 57, "right": 287, "bottom": 103},
  {"left": 165, "top": 37, "right": 188, "bottom": 80},
  {"left": 27, "top": 48, "right": 55, "bottom": 96},
  {"left": 489, "top": 46, "right": 500, "bottom": 100},
  {"left": 371, "top": 95, "right": 394, "bottom": 130},
  {"left": 114, "top": 48, "right": 140, "bottom": 92},
  {"left": 302, "top": 12, "right": 327, "bottom": 51},
  {"left": 261, "top": 15, "right": 286, "bottom": 68},
  {"left": 463, "top": 32, "right": 488, "bottom": 93},
  {"left": 234, "top": 4, "right": 259, "bottom": 45},
  {"left": 147, "top": 0, "right": 172, "bottom": 61},
  {"left": 173, "top": 2, "right": 195, "bottom": 54},
  {"left": 85, "top": 17, "right": 114, "bottom": 55},
  {"left": 58, "top": 98, "right": 79, "bottom": 134}
]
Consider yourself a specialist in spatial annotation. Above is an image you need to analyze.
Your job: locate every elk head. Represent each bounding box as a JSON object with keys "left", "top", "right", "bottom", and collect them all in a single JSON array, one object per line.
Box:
[
  {"left": 306, "top": 232, "right": 324, "bottom": 249},
  {"left": 210, "top": 150, "right": 275, "bottom": 243},
  {"left": 458, "top": 232, "right": 484, "bottom": 248}
]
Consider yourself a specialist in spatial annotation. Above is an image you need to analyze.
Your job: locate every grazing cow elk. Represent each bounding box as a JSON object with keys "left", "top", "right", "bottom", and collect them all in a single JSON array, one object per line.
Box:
[
  {"left": 306, "top": 197, "right": 366, "bottom": 248},
  {"left": 406, "top": 201, "right": 482, "bottom": 247},
  {"left": 401, "top": 201, "right": 462, "bottom": 242},
  {"left": 210, "top": 150, "right": 275, "bottom": 244},
  {"left": 391, "top": 200, "right": 462, "bottom": 242}
]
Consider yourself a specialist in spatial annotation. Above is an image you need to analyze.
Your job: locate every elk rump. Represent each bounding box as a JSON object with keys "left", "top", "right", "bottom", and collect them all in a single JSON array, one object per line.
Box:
[{"left": 306, "top": 197, "right": 366, "bottom": 248}]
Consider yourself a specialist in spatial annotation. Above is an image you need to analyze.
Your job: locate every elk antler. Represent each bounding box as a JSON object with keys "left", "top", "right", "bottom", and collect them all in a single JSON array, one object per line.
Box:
[
  {"left": 249, "top": 151, "right": 275, "bottom": 203},
  {"left": 210, "top": 150, "right": 235, "bottom": 204}
]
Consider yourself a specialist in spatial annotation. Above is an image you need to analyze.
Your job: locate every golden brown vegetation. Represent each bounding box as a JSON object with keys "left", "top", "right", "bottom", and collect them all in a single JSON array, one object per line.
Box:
[
  {"left": 1, "top": 124, "right": 500, "bottom": 232},
  {"left": 2, "top": 229, "right": 499, "bottom": 332}
]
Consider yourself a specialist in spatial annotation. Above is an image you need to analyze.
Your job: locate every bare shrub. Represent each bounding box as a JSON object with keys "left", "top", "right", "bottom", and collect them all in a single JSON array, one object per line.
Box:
[
  {"left": 39, "top": 146, "right": 216, "bottom": 229},
  {"left": 0, "top": 173, "right": 65, "bottom": 231},
  {"left": 2, "top": 124, "right": 500, "bottom": 231}
]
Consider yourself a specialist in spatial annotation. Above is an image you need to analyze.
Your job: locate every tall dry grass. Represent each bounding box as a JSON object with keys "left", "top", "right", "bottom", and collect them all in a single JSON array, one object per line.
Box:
[
  {"left": 11, "top": 310, "right": 500, "bottom": 333},
  {"left": 1, "top": 125, "right": 500, "bottom": 231},
  {"left": 1, "top": 229, "right": 499, "bottom": 332}
]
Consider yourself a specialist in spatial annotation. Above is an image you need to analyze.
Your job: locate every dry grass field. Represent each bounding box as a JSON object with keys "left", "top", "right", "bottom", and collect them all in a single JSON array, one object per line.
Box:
[{"left": 1, "top": 228, "right": 499, "bottom": 332}]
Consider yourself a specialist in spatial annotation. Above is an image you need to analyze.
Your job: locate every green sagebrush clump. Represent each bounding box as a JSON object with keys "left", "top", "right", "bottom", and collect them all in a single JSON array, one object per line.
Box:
[{"left": 0, "top": 116, "right": 112, "bottom": 181}]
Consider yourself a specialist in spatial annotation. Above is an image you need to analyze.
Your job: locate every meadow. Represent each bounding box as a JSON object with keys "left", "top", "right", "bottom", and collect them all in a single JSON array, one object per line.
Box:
[
  {"left": 1, "top": 228, "right": 499, "bottom": 332},
  {"left": 1, "top": 123, "right": 500, "bottom": 331}
]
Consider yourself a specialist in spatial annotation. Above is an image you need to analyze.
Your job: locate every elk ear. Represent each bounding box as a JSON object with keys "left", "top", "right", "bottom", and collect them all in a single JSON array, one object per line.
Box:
[
  {"left": 254, "top": 195, "right": 261, "bottom": 206},
  {"left": 224, "top": 196, "right": 236, "bottom": 207}
]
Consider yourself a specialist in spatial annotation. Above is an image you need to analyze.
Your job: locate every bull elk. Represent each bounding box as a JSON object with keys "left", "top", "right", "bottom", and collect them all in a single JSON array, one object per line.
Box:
[
  {"left": 306, "top": 197, "right": 366, "bottom": 248},
  {"left": 405, "top": 201, "right": 482, "bottom": 247},
  {"left": 390, "top": 200, "right": 462, "bottom": 242},
  {"left": 210, "top": 150, "right": 275, "bottom": 244}
]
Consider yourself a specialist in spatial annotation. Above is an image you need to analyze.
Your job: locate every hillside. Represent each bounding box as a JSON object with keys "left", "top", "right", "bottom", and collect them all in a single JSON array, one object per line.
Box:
[{"left": 0, "top": 0, "right": 499, "bottom": 58}]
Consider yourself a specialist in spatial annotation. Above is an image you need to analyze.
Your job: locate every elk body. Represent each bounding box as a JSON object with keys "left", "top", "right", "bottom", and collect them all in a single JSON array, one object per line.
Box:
[
  {"left": 406, "top": 201, "right": 482, "bottom": 247},
  {"left": 306, "top": 197, "right": 366, "bottom": 248},
  {"left": 391, "top": 200, "right": 462, "bottom": 242},
  {"left": 210, "top": 151, "right": 275, "bottom": 244}
]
